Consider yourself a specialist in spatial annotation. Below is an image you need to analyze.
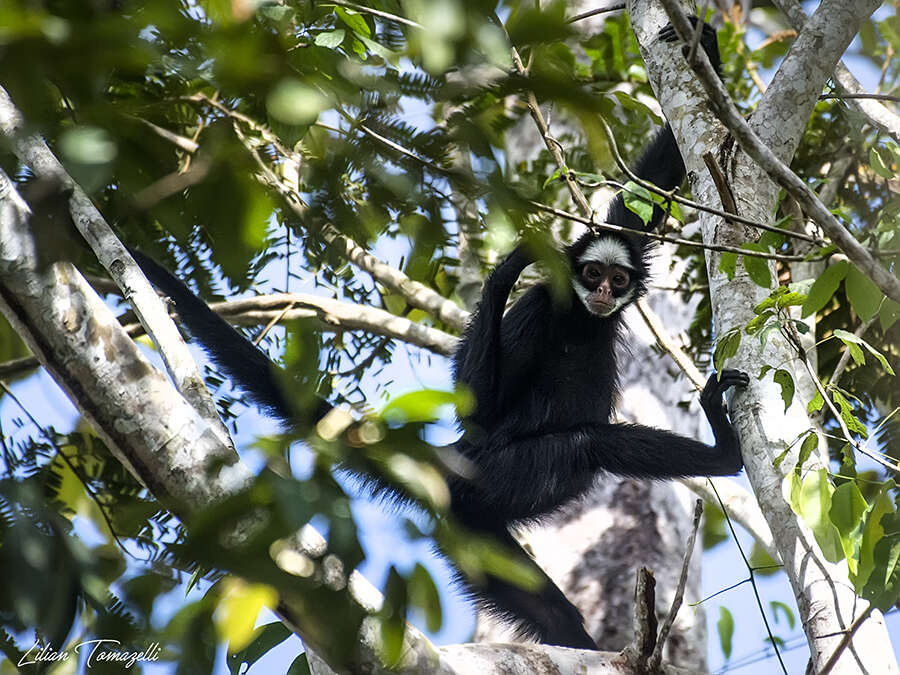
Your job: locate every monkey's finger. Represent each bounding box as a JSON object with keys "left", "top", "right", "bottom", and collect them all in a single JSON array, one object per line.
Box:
[
  {"left": 719, "top": 369, "right": 750, "bottom": 384},
  {"left": 657, "top": 16, "right": 706, "bottom": 42},
  {"left": 718, "top": 370, "right": 749, "bottom": 385}
]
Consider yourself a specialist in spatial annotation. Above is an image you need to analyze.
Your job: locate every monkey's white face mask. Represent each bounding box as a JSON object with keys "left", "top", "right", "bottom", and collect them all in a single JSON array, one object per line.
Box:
[{"left": 572, "top": 237, "right": 636, "bottom": 317}]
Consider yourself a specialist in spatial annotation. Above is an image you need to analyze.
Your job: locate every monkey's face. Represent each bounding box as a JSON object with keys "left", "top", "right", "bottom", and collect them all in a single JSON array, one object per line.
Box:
[{"left": 572, "top": 236, "right": 638, "bottom": 317}]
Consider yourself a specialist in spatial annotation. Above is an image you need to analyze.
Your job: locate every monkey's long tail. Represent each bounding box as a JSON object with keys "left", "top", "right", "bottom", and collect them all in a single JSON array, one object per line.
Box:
[{"left": 128, "top": 248, "right": 331, "bottom": 426}]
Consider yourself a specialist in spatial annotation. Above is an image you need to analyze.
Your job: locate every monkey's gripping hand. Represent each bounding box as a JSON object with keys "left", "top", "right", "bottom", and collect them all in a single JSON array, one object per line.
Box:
[
  {"left": 658, "top": 17, "right": 722, "bottom": 73},
  {"left": 700, "top": 369, "right": 749, "bottom": 473}
]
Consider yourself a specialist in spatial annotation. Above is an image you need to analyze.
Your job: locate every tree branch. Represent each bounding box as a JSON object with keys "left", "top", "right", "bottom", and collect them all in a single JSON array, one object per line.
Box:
[
  {"left": 769, "top": 0, "right": 900, "bottom": 141},
  {"left": 208, "top": 293, "right": 457, "bottom": 356},
  {"left": 655, "top": 0, "right": 900, "bottom": 303},
  {"left": 750, "top": 0, "right": 883, "bottom": 159},
  {"left": 647, "top": 499, "right": 703, "bottom": 671},
  {"left": 0, "top": 85, "right": 232, "bottom": 448}
]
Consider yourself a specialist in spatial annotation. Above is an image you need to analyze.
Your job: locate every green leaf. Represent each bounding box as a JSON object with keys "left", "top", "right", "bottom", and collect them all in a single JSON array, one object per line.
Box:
[
  {"left": 719, "top": 252, "right": 737, "bottom": 280},
  {"left": 357, "top": 34, "right": 400, "bottom": 66},
  {"left": 569, "top": 170, "right": 607, "bottom": 185},
  {"left": 267, "top": 79, "right": 328, "bottom": 125},
  {"left": 381, "top": 388, "right": 474, "bottom": 424},
  {"left": 612, "top": 90, "right": 662, "bottom": 122},
  {"left": 833, "top": 329, "right": 895, "bottom": 375},
  {"left": 862, "top": 511, "right": 900, "bottom": 610},
  {"left": 773, "top": 369, "right": 795, "bottom": 412},
  {"left": 880, "top": 299, "right": 900, "bottom": 332},
  {"left": 745, "top": 309, "right": 774, "bottom": 335},
  {"left": 702, "top": 502, "right": 728, "bottom": 550},
  {"left": 785, "top": 469, "right": 843, "bottom": 562},
  {"left": 409, "top": 564, "right": 443, "bottom": 633},
  {"left": 717, "top": 606, "right": 734, "bottom": 660},
  {"left": 807, "top": 390, "right": 824, "bottom": 414},
  {"left": 623, "top": 181, "right": 654, "bottom": 226},
  {"left": 754, "top": 286, "right": 800, "bottom": 313},
  {"left": 336, "top": 7, "right": 371, "bottom": 37},
  {"left": 217, "top": 579, "right": 278, "bottom": 653},
  {"left": 857, "top": 488, "right": 894, "bottom": 589},
  {"left": 831, "top": 390, "right": 869, "bottom": 438},
  {"left": 713, "top": 329, "right": 741, "bottom": 372},
  {"left": 801, "top": 260, "right": 849, "bottom": 317},
  {"left": 227, "top": 622, "right": 292, "bottom": 675},
  {"left": 740, "top": 244, "right": 772, "bottom": 288},
  {"left": 845, "top": 265, "right": 883, "bottom": 321},
  {"left": 749, "top": 543, "right": 780, "bottom": 576},
  {"left": 314, "top": 29, "right": 346, "bottom": 49},
  {"left": 798, "top": 431, "right": 819, "bottom": 468},
  {"left": 380, "top": 567, "right": 407, "bottom": 665},
  {"left": 848, "top": 341, "right": 866, "bottom": 366},
  {"left": 769, "top": 601, "right": 795, "bottom": 630},
  {"left": 869, "top": 147, "right": 895, "bottom": 180},
  {"left": 286, "top": 653, "right": 312, "bottom": 675},
  {"left": 830, "top": 480, "right": 868, "bottom": 577},
  {"left": 542, "top": 168, "right": 562, "bottom": 190},
  {"left": 773, "top": 446, "right": 791, "bottom": 469}
]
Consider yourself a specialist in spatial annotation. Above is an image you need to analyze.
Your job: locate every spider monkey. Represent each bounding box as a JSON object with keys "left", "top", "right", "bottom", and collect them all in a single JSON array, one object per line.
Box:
[{"left": 130, "top": 21, "right": 747, "bottom": 651}]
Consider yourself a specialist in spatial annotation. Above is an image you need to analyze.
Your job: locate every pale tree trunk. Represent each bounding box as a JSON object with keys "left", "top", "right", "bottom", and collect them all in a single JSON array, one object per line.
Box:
[{"left": 633, "top": 0, "right": 899, "bottom": 672}]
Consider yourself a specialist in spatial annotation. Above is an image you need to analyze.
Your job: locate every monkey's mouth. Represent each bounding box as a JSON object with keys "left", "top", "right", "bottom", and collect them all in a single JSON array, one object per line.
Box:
[{"left": 587, "top": 293, "right": 615, "bottom": 315}]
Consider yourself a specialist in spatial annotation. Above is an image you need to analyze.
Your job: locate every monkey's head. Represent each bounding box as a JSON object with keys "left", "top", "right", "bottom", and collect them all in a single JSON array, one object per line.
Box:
[{"left": 566, "top": 231, "right": 650, "bottom": 318}]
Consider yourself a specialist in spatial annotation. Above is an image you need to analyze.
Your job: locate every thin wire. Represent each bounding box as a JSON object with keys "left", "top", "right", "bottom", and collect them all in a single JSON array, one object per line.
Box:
[{"left": 709, "top": 479, "right": 789, "bottom": 674}]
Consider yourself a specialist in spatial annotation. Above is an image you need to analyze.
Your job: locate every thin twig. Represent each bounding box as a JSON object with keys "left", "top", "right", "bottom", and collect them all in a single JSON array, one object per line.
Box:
[
  {"left": 567, "top": 4, "right": 626, "bottom": 23},
  {"left": 636, "top": 299, "right": 705, "bottom": 390},
  {"left": 783, "top": 322, "right": 899, "bottom": 473},
  {"left": 327, "top": 0, "right": 423, "bottom": 29},
  {"left": 817, "top": 606, "right": 875, "bottom": 675},
  {"left": 499, "top": 13, "right": 593, "bottom": 219},
  {"left": 702, "top": 152, "right": 738, "bottom": 217},
  {"left": 647, "top": 499, "right": 704, "bottom": 671},
  {"left": 219, "top": 107, "right": 468, "bottom": 331},
  {"left": 628, "top": 567, "right": 658, "bottom": 666},
  {"left": 0, "top": 382, "right": 145, "bottom": 561},
  {"left": 253, "top": 301, "right": 296, "bottom": 347},
  {"left": 531, "top": 200, "right": 815, "bottom": 261},
  {"left": 685, "top": 1, "right": 709, "bottom": 64},
  {"left": 708, "top": 481, "right": 789, "bottom": 674},
  {"left": 820, "top": 93, "right": 900, "bottom": 102}
]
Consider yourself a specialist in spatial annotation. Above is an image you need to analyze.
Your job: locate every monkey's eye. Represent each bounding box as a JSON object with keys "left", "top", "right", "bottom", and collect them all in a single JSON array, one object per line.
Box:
[
  {"left": 582, "top": 264, "right": 604, "bottom": 282},
  {"left": 611, "top": 269, "right": 630, "bottom": 288}
]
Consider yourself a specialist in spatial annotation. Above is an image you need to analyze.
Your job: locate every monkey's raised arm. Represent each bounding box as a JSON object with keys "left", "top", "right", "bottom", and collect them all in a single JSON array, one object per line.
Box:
[{"left": 452, "top": 244, "right": 535, "bottom": 422}]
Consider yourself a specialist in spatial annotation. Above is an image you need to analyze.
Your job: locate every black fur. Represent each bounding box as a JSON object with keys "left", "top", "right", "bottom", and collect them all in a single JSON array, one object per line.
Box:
[{"left": 130, "top": 22, "right": 742, "bottom": 652}]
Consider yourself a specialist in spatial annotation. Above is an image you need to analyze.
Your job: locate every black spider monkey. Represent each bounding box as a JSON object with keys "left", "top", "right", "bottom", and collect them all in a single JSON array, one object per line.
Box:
[{"left": 130, "top": 21, "right": 747, "bottom": 651}]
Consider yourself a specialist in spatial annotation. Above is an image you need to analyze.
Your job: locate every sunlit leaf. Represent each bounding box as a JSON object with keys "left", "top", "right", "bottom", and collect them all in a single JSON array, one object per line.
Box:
[
  {"left": 717, "top": 606, "right": 734, "bottom": 660},
  {"left": 216, "top": 579, "right": 278, "bottom": 653}
]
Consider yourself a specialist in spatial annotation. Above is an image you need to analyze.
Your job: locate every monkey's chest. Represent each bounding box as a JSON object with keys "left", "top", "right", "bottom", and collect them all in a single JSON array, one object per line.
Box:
[{"left": 529, "top": 342, "right": 617, "bottom": 425}]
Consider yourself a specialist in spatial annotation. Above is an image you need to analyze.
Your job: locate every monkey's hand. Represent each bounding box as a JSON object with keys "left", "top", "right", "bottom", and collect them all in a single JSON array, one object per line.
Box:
[
  {"left": 658, "top": 17, "right": 722, "bottom": 74},
  {"left": 700, "top": 369, "right": 749, "bottom": 447}
]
